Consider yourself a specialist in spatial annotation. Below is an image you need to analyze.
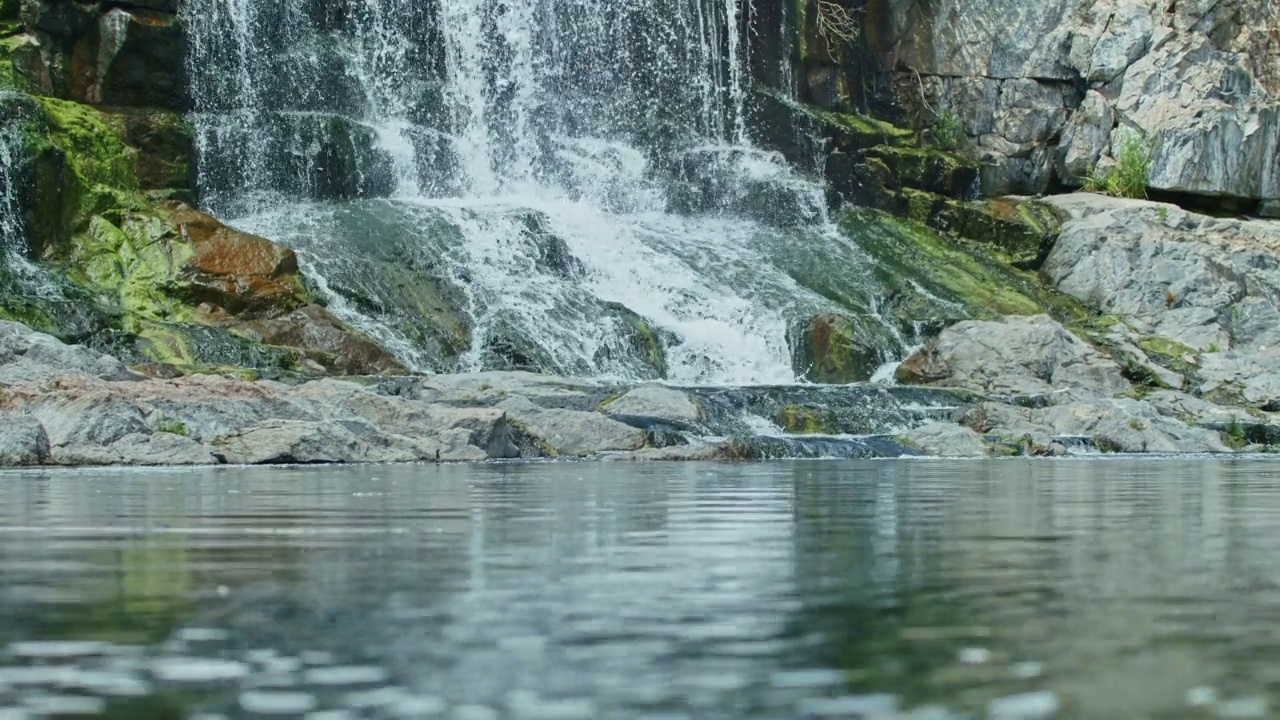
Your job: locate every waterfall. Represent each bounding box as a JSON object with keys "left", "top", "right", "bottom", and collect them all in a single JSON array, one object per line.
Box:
[{"left": 183, "top": 0, "right": 892, "bottom": 384}]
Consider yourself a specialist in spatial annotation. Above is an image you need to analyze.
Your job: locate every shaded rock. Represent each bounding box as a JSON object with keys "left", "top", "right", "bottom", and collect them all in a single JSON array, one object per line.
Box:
[
  {"left": 790, "top": 313, "right": 886, "bottom": 384},
  {"left": 232, "top": 305, "right": 404, "bottom": 376},
  {"left": 498, "top": 396, "right": 646, "bottom": 457},
  {"left": 896, "top": 315, "right": 1131, "bottom": 398},
  {"left": 601, "top": 384, "right": 701, "bottom": 430},
  {"left": 0, "top": 320, "right": 136, "bottom": 384},
  {"left": 0, "top": 413, "right": 50, "bottom": 465},
  {"left": 898, "top": 422, "right": 988, "bottom": 457}
]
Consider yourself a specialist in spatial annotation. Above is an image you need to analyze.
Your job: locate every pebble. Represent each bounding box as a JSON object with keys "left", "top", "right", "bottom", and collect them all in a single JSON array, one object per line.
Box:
[
  {"left": 1011, "top": 662, "right": 1043, "bottom": 679},
  {"left": 303, "top": 665, "right": 389, "bottom": 687},
  {"left": 797, "top": 694, "right": 900, "bottom": 717},
  {"left": 451, "top": 705, "right": 499, "bottom": 720},
  {"left": 958, "top": 647, "right": 992, "bottom": 665},
  {"left": 390, "top": 695, "right": 448, "bottom": 718},
  {"left": 988, "top": 691, "right": 1060, "bottom": 720},
  {"left": 341, "top": 686, "right": 410, "bottom": 710},
  {"left": 21, "top": 694, "right": 106, "bottom": 718},
  {"left": 7, "top": 642, "right": 111, "bottom": 661},
  {"left": 768, "top": 669, "right": 846, "bottom": 689},
  {"left": 151, "top": 657, "right": 251, "bottom": 685},
  {"left": 175, "top": 628, "right": 230, "bottom": 644},
  {"left": 68, "top": 671, "right": 151, "bottom": 697},
  {"left": 1186, "top": 686, "right": 1218, "bottom": 707},
  {"left": 240, "top": 690, "right": 318, "bottom": 715},
  {"left": 1215, "top": 696, "right": 1268, "bottom": 718}
]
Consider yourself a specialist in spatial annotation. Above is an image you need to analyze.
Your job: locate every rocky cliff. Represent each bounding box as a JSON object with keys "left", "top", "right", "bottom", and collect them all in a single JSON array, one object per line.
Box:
[{"left": 797, "top": 0, "right": 1280, "bottom": 208}]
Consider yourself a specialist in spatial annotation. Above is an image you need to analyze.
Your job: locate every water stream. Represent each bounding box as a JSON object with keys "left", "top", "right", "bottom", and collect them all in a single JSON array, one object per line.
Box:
[{"left": 182, "top": 0, "right": 895, "bottom": 383}]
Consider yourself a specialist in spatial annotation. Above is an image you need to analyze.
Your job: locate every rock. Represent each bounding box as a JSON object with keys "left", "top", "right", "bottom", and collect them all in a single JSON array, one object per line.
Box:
[
  {"left": 232, "top": 305, "right": 405, "bottom": 376},
  {"left": 1196, "top": 349, "right": 1280, "bottom": 408},
  {"left": 791, "top": 313, "right": 890, "bottom": 384},
  {"left": 1043, "top": 195, "right": 1280, "bottom": 354},
  {"left": 850, "top": 0, "right": 1280, "bottom": 201},
  {"left": 14, "top": 3, "right": 188, "bottom": 109},
  {"left": 166, "top": 204, "right": 305, "bottom": 314},
  {"left": 962, "top": 397, "right": 1230, "bottom": 453},
  {"left": 898, "top": 422, "right": 989, "bottom": 457},
  {"left": 0, "top": 320, "right": 137, "bottom": 385},
  {"left": 895, "top": 315, "right": 1131, "bottom": 398},
  {"left": 212, "top": 419, "right": 408, "bottom": 465},
  {"left": 0, "top": 413, "right": 50, "bottom": 465},
  {"left": 601, "top": 384, "right": 702, "bottom": 430},
  {"left": 498, "top": 396, "right": 646, "bottom": 457}
]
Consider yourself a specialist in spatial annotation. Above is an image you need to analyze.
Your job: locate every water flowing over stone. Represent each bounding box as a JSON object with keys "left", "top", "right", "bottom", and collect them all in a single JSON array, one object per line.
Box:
[{"left": 182, "top": 0, "right": 896, "bottom": 383}]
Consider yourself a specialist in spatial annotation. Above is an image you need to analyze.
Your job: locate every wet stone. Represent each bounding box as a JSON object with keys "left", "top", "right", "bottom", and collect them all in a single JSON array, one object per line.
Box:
[
  {"left": 988, "top": 691, "right": 1060, "bottom": 720},
  {"left": 21, "top": 694, "right": 105, "bottom": 718},
  {"left": 768, "top": 669, "right": 846, "bottom": 689},
  {"left": 240, "top": 690, "right": 319, "bottom": 715},
  {"left": 451, "top": 705, "right": 500, "bottom": 720},
  {"left": 151, "top": 657, "right": 252, "bottom": 685},
  {"left": 175, "top": 628, "right": 230, "bottom": 644},
  {"left": 1215, "top": 697, "right": 1268, "bottom": 718},
  {"left": 303, "top": 665, "right": 389, "bottom": 687},
  {"left": 339, "top": 686, "right": 409, "bottom": 709},
  {"left": 6, "top": 643, "right": 112, "bottom": 661},
  {"left": 797, "top": 694, "right": 900, "bottom": 717},
  {"left": 1011, "top": 662, "right": 1043, "bottom": 679},
  {"left": 67, "top": 670, "right": 151, "bottom": 697},
  {"left": 389, "top": 695, "right": 448, "bottom": 718},
  {"left": 0, "top": 667, "right": 77, "bottom": 687}
]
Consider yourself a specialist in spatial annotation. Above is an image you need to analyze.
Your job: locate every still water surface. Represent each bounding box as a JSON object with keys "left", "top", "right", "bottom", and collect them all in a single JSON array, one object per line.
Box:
[{"left": 0, "top": 459, "right": 1278, "bottom": 719}]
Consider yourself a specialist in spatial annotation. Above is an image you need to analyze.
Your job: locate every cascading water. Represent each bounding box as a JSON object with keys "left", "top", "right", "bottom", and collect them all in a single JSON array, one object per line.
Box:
[{"left": 183, "top": 0, "right": 896, "bottom": 384}]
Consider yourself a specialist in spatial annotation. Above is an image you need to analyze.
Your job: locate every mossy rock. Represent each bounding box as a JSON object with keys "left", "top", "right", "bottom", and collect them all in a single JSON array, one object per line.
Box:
[
  {"left": 789, "top": 312, "right": 885, "bottom": 383},
  {"left": 842, "top": 207, "right": 1090, "bottom": 334},
  {"left": 777, "top": 403, "right": 839, "bottom": 434},
  {"left": 864, "top": 146, "right": 979, "bottom": 199},
  {"left": 899, "top": 190, "right": 1061, "bottom": 267}
]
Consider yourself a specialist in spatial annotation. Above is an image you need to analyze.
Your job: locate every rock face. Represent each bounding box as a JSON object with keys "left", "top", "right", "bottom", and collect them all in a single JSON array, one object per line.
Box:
[
  {"left": 896, "top": 315, "right": 1131, "bottom": 398},
  {"left": 898, "top": 422, "right": 989, "bottom": 457},
  {"left": 1042, "top": 194, "right": 1280, "bottom": 408},
  {"left": 807, "top": 0, "right": 1280, "bottom": 203}
]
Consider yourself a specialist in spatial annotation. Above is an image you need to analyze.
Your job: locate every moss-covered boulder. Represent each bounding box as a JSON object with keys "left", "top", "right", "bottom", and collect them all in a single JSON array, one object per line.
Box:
[
  {"left": 776, "top": 403, "right": 839, "bottom": 434},
  {"left": 900, "top": 191, "right": 1062, "bottom": 267},
  {"left": 789, "top": 312, "right": 886, "bottom": 383}
]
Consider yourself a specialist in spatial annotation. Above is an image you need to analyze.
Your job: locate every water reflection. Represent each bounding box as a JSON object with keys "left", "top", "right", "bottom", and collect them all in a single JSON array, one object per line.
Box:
[{"left": 0, "top": 460, "right": 1276, "bottom": 718}]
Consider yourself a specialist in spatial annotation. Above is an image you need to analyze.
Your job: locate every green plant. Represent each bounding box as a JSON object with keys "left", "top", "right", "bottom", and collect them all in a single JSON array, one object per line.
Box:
[
  {"left": 1156, "top": 206, "right": 1169, "bottom": 223},
  {"left": 932, "top": 108, "right": 964, "bottom": 151},
  {"left": 1223, "top": 418, "right": 1248, "bottom": 450},
  {"left": 1084, "top": 131, "right": 1152, "bottom": 199},
  {"left": 1128, "top": 418, "right": 1146, "bottom": 431},
  {"left": 1208, "top": 343, "right": 1220, "bottom": 353},
  {"left": 154, "top": 419, "right": 188, "bottom": 436}
]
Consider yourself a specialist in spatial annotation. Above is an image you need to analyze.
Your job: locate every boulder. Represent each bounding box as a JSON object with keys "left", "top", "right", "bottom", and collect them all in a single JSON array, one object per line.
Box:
[
  {"left": 601, "top": 384, "right": 702, "bottom": 430},
  {"left": 498, "top": 396, "right": 646, "bottom": 457},
  {"left": 0, "top": 320, "right": 137, "bottom": 385},
  {"left": 961, "top": 397, "right": 1231, "bottom": 453},
  {"left": 895, "top": 315, "right": 1131, "bottom": 398},
  {"left": 898, "top": 422, "right": 989, "bottom": 457},
  {"left": 0, "top": 413, "right": 50, "bottom": 465},
  {"left": 1043, "top": 195, "right": 1280, "bottom": 353},
  {"left": 790, "top": 313, "right": 887, "bottom": 384}
]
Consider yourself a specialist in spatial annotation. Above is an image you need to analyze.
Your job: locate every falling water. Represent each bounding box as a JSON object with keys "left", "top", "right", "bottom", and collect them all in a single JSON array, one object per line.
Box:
[{"left": 183, "top": 0, "right": 892, "bottom": 384}]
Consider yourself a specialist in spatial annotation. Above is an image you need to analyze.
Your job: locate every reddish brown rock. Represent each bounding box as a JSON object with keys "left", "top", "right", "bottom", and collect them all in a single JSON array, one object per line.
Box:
[
  {"left": 234, "top": 305, "right": 405, "bottom": 376},
  {"left": 167, "top": 203, "right": 306, "bottom": 315}
]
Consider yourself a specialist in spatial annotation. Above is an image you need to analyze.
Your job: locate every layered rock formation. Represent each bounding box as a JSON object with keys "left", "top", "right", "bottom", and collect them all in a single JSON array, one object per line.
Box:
[{"left": 798, "top": 0, "right": 1280, "bottom": 206}]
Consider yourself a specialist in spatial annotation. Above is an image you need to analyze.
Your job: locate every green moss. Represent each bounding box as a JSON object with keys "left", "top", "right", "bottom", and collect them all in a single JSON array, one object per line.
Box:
[
  {"left": 34, "top": 97, "right": 139, "bottom": 192},
  {"left": 153, "top": 418, "right": 188, "bottom": 436},
  {"left": 846, "top": 208, "right": 1043, "bottom": 319},
  {"left": 1138, "top": 336, "right": 1198, "bottom": 364},
  {"left": 1223, "top": 418, "right": 1247, "bottom": 450},
  {"left": 777, "top": 404, "right": 837, "bottom": 434}
]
